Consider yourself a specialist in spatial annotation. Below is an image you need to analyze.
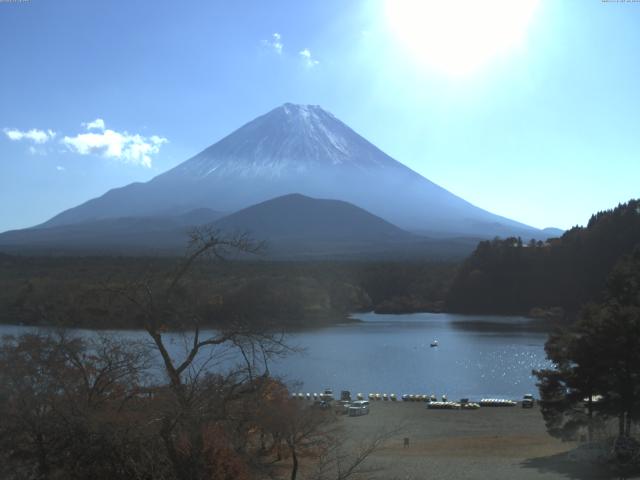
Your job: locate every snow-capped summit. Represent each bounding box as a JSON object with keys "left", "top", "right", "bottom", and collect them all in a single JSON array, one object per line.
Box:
[
  {"left": 163, "top": 103, "right": 399, "bottom": 180},
  {"left": 38, "top": 103, "right": 546, "bottom": 239}
]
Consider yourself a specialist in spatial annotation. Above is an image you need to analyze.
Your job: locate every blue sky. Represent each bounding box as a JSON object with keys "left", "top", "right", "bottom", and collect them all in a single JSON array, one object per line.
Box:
[{"left": 1, "top": 0, "right": 639, "bottom": 232}]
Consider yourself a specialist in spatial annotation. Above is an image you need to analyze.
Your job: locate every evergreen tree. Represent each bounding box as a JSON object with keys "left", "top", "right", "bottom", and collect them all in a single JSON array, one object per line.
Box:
[{"left": 535, "top": 248, "right": 640, "bottom": 440}]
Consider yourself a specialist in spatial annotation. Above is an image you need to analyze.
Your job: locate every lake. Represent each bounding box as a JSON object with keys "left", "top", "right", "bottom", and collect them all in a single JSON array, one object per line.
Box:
[{"left": 0, "top": 312, "right": 551, "bottom": 400}]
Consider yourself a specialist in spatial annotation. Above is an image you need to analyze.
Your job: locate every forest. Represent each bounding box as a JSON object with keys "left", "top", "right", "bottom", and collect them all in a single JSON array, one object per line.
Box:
[
  {"left": 446, "top": 199, "right": 640, "bottom": 319},
  {"left": 0, "top": 250, "right": 455, "bottom": 330}
]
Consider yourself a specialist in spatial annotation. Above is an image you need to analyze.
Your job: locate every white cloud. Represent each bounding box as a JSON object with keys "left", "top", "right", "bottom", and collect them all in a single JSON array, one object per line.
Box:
[
  {"left": 3, "top": 128, "right": 56, "bottom": 144},
  {"left": 262, "top": 32, "right": 283, "bottom": 54},
  {"left": 56, "top": 165, "right": 65, "bottom": 171},
  {"left": 299, "top": 48, "right": 319, "bottom": 67},
  {"left": 62, "top": 120, "right": 168, "bottom": 168},
  {"left": 83, "top": 118, "right": 105, "bottom": 131}
]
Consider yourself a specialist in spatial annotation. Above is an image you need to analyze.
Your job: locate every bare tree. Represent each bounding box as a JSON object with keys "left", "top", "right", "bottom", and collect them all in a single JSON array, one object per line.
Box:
[
  {"left": 0, "top": 332, "right": 155, "bottom": 480},
  {"left": 106, "top": 227, "right": 295, "bottom": 479},
  {"left": 310, "top": 425, "right": 401, "bottom": 480}
]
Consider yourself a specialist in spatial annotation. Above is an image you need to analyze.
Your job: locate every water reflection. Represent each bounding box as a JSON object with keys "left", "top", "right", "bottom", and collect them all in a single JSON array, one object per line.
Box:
[{"left": 270, "top": 312, "right": 551, "bottom": 399}]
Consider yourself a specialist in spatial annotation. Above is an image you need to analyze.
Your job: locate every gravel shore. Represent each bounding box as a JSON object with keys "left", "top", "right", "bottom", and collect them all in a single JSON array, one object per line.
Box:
[{"left": 337, "top": 401, "right": 613, "bottom": 480}]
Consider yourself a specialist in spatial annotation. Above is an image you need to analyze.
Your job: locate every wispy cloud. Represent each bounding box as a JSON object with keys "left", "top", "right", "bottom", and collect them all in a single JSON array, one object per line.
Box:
[
  {"left": 62, "top": 120, "right": 168, "bottom": 168},
  {"left": 3, "top": 128, "right": 56, "bottom": 144},
  {"left": 56, "top": 165, "right": 65, "bottom": 171},
  {"left": 299, "top": 48, "right": 319, "bottom": 68},
  {"left": 27, "top": 145, "right": 48, "bottom": 156},
  {"left": 82, "top": 118, "right": 105, "bottom": 131},
  {"left": 262, "top": 32, "right": 283, "bottom": 54}
]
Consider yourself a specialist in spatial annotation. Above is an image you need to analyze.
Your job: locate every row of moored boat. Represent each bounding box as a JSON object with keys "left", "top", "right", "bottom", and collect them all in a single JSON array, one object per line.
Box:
[{"left": 292, "top": 392, "right": 520, "bottom": 407}]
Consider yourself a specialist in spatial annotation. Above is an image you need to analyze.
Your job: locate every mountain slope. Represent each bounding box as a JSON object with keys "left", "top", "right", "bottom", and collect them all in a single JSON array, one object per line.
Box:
[
  {"left": 214, "top": 193, "right": 414, "bottom": 242},
  {"left": 0, "top": 194, "right": 481, "bottom": 259},
  {"left": 0, "top": 208, "right": 223, "bottom": 254},
  {"left": 38, "top": 103, "right": 547, "bottom": 240}
]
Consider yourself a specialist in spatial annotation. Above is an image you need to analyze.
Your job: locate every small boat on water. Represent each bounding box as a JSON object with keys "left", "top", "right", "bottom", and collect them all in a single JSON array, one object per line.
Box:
[{"left": 430, "top": 340, "right": 439, "bottom": 347}]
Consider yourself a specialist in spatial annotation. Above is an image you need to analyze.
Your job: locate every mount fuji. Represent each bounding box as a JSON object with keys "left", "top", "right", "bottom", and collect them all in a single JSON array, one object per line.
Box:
[{"left": 2, "top": 103, "right": 553, "bottom": 255}]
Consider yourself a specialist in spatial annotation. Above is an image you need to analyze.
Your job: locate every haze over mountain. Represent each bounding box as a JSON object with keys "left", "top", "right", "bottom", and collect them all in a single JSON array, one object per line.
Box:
[
  {"left": 36, "top": 103, "right": 552, "bottom": 240},
  {"left": 0, "top": 193, "right": 482, "bottom": 259},
  {"left": 0, "top": 208, "right": 223, "bottom": 255}
]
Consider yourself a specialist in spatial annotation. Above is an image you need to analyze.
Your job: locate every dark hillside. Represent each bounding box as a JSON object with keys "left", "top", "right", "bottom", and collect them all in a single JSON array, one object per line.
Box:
[{"left": 446, "top": 199, "right": 640, "bottom": 316}]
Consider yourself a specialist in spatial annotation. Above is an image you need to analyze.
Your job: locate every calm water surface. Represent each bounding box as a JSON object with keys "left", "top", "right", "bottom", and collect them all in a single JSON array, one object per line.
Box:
[
  {"left": 1, "top": 312, "right": 551, "bottom": 400},
  {"left": 280, "top": 312, "right": 550, "bottom": 400}
]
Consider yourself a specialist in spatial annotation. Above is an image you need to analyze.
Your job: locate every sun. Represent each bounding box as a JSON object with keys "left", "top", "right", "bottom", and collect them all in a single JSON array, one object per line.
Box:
[{"left": 385, "top": 0, "right": 539, "bottom": 76}]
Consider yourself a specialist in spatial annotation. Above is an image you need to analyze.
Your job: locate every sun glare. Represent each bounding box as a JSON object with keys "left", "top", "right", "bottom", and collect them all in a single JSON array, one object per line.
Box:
[{"left": 385, "top": 0, "right": 539, "bottom": 76}]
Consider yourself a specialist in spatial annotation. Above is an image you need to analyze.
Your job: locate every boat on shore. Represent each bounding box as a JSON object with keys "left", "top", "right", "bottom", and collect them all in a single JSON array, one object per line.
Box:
[{"left": 480, "top": 398, "right": 517, "bottom": 407}]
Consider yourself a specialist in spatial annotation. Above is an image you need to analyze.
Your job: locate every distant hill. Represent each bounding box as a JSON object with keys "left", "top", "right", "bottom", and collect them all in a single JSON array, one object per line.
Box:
[
  {"left": 446, "top": 199, "right": 640, "bottom": 316},
  {"left": 541, "top": 227, "right": 564, "bottom": 237},
  {"left": 216, "top": 193, "right": 412, "bottom": 241},
  {"left": 213, "top": 193, "right": 480, "bottom": 259}
]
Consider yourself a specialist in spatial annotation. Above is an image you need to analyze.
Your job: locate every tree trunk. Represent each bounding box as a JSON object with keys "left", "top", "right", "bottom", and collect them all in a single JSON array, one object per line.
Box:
[
  {"left": 587, "top": 396, "right": 593, "bottom": 442},
  {"left": 36, "top": 433, "right": 49, "bottom": 479},
  {"left": 619, "top": 413, "right": 625, "bottom": 437},
  {"left": 289, "top": 443, "right": 298, "bottom": 480}
]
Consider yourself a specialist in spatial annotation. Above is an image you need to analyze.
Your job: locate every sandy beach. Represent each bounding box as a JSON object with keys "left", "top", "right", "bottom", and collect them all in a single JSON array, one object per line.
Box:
[{"left": 337, "top": 401, "right": 615, "bottom": 480}]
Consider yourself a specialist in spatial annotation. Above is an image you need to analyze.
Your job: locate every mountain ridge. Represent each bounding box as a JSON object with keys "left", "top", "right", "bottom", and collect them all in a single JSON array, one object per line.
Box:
[
  {"left": 0, "top": 193, "right": 480, "bottom": 259},
  {"left": 29, "top": 103, "right": 551, "bottom": 240}
]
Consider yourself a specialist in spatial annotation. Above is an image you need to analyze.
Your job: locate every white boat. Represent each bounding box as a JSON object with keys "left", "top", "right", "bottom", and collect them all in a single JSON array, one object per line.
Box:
[
  {"left": 479, "top": 398, "right": 517, "bottom": 407},
  {"left": 427, "top": 401, "right": 460, "bottom": 410},
  {"left": 430, "top": 340, "right": 439, "bottom": 347}
]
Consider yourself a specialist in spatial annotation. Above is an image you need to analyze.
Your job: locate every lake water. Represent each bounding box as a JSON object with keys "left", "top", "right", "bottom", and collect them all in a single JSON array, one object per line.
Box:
[
  {"left": 0, "top": 312, "right": 551, "bottom": 400},
  {"left": 278, "top": 312, "right": 550, "bottom": 400},
  {"left": 0, "top": 313, "right": 548, "bottom": 399}
]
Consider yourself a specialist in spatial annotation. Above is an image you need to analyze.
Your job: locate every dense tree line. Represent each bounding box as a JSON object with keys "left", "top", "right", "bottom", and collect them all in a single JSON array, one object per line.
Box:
[
  {"left": 534, "top": 247, "right": 640, "bottom": 470},
  {"left": 0, "top": 254, "right": 455, "bottom": 330},
  {"left": 446, "top": 199, "right": 640, "bottom": 317}
]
